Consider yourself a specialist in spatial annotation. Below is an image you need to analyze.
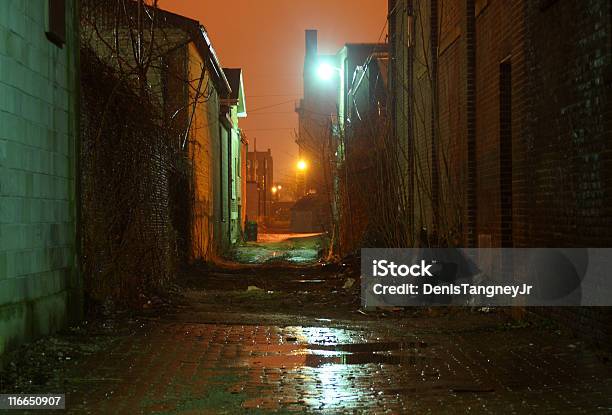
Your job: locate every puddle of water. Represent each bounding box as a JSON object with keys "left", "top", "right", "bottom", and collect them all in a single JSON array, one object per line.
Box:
[
  {"left": 247, "top": 350, "right": 432, "bottom": 368},
  {"left": 231, "top": 247, "right": 319, "bottom": 264},
  {"left": 245, "top": 341, "right": 435, "bottom": 368},
  {"left": 308, "top": 341, "right": 430, "bottom": 353},
  {"left": 303, "top": 353, "right": 401, "bottom": 367},
  {"left": 299, "top": 342, "right": 434, "bottom": 367}
]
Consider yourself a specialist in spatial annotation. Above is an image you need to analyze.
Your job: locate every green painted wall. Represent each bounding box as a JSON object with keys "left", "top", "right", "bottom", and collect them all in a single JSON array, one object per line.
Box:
[
  {"left": 219, "top": 124, "right": 230, "bottom": 251},
  {"left": 0, "top": 0, "right": 80, "bottom": 361},
  {"left": 229, "top": 107, "right": 241, "bottom": 245}
]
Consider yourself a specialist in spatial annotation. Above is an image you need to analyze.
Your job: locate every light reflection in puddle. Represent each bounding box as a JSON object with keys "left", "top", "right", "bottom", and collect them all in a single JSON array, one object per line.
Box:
[
  {"left": 239, "top": 326, "right": 438, "bottom": 411},
  {"left": 243, "top": 327, "right": 435, "bottom": 407},
  {"left": 248, "top": 347, "right": 433, "bottom": 368},
  {"left": 315, "top": 362, "right": 356, "bottom": 407}
]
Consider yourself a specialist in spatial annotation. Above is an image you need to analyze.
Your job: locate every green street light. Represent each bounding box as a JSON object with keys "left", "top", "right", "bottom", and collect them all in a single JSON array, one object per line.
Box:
[{"left": 316, "top": 62, "right": 339, "bottom": 81}]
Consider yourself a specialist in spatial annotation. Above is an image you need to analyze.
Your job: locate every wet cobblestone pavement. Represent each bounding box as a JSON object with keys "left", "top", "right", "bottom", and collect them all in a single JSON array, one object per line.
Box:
[
  {"left": 59, "top": 321, "right": 612, "bottom": 414},
  {"left": 2, "top": 237, "right": 612, "bottom": 413},
  {"left": 231, "top": 233, "right": 323, "bottom": 264}
]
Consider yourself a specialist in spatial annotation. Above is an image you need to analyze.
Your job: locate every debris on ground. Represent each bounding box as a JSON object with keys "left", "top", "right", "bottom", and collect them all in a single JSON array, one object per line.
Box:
[{"left": 342, "top": 278, "right": 356, "bottom": 290}]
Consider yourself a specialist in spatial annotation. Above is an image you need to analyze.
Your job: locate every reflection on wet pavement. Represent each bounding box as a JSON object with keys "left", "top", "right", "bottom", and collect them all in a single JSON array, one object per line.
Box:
[
  {"left": 9, "top": 230, "right": 612, "bottom": 413},
  {"left": 231, "top": 233, "right": 323, "bottom": 264},
  {"left": 60, "top": 321, "right": 612, "bottom": 413}
]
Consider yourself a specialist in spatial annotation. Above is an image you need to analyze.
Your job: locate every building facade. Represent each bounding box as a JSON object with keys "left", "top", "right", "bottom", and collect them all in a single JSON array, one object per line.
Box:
[
  {"left": 246, "top": 149, "right": 273, "bottom": 225},
  {"left": 295, "top": 30, "right": 337, "bottom": 198},
  {"left": 0, "top": 0, "right": 80, "bottom": 359},
  {"left": 338, "top": 51, "right": 390, "bottom": 253},
  {"left": 83, "top": 3, "right": 243, "bottom": 262},
  {"left": 182, "top": 34, "right": 232, "bottom": 260},
  {"left": 388, "top": 0, "right": 612, "bottom": 248},
  {"left": 297, "top": 31, "right": 388, "bottom": 245},
  {"left": 334, "top": 44, "right": 388, "bottom": 253},
  {"left": 335, "top": 44, "right": 387, "bottom": 136},
  {"left": 222, "top": 68, "right": 248, "bottom": 245},
  {"left": 388, "top": 0, "right": 612, "bottom": 338}
]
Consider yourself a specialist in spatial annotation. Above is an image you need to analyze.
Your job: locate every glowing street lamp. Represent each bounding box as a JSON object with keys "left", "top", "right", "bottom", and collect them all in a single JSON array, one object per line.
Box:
[
  {"left": 271, "top": 186, "right": 278, "bottom": 194},
  {"left": 316, "top": 62, "right": 337, "bottom": 81},
  {"left": 297, "top": 159, "right": 308, "bottom": 171}
]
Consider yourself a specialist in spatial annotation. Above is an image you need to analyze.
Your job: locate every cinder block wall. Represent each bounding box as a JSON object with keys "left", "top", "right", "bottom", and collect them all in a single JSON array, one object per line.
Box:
[{"left": 0, "top": 0, "right": 80, "bottom": 361}]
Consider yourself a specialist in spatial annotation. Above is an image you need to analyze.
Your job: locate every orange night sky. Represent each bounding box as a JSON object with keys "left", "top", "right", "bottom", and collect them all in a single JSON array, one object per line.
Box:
[{"left": 158, "top": 0, "right": 388, "bottom": 181}]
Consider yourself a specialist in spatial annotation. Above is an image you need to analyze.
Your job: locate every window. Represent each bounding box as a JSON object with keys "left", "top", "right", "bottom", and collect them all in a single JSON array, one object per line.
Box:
[{"left": 46, "top": 0, "right": 66, "bottom": 47}]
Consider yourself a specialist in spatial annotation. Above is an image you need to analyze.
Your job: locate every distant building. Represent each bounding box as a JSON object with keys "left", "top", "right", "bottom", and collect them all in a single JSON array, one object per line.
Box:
[
  {"left": 338, "top": 50, "right": 390, "bottom": 253},
  {"left": 297, "top": 30, "right": 389, "bottom": 244},
  {"left": 246, "top": 149, "right": 274, "bottom": 225},
  {"left": 222, "top": 68, "right": 248, "bottom": 245},
  {"left": 240, "top": 134, "right": 248, "bottom": 231},
  {"left": 295, "top": 30, "right": 337, "bottom": 197},
  {"left": 290, "top": 195, "right": 326, "bottom": 233},
  {"left": 334, "top": 43, "right": 388, "bottom": 138},
  {"left": 273, "top": 181, "right": 295, "bottom": 203},
  {"left": 348, "top": 52, "right": 389, "bottom": 133}
]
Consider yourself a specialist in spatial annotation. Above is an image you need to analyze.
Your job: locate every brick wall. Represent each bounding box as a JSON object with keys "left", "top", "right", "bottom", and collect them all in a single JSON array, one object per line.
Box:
[
  {"left": 388, "top": 0, "right": 414, "bottom": 238},
  {"left": 520, "top": 0, "right": 612, "bottom": 342},
  {"left": 521, "top": 0, "right": 612, "bottom": 248},
  {"left": 390, "top": 0, "right": 469, "bottom": 245},
  {"left": 187, "top": 42, "right": 220, "bottom": 260},
  {"left": 390, "top": 0, "right": 611, "bottom": 246},
  {"left": 438, "top": 0, "right": 468, "bottom": 245},
  {"left": 412, "top": 1, "right": 436, "bottom": 237},
  {"left": 474, "top": 0, "right": 525, "bottom": 248},
  {"left": 80, "top": 48, "right": 176, "bottom": 304},
  {"left": 388, "top": 0, "right": 611, "bottom": 339},
  {"left": 0, "top": 0, "right": 80, "bottom": 360}
]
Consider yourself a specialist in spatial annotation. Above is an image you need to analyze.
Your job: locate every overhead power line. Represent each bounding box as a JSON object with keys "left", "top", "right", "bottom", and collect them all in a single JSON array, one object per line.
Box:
[
  {"left": 248, "top": 99, "right": 297, "bottom": 113},
  {"left": 241, "top": 127, "right": 295, "bottom": 132},
  {"left": 245, "top": 111, "right": 297, "bottom": 116},
  {"left": 247, "top": 93, "right": 302, "bottom": 98}
]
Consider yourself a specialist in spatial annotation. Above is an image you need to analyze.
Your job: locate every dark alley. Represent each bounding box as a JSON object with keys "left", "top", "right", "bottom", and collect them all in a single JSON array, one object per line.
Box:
[{"left": 1, "top": 0, "right": 612, "bottom": 413}]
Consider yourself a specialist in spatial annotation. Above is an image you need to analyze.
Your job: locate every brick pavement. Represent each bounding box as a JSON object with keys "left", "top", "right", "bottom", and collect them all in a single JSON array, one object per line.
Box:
[
  {"left": 28, "top": 315, "right": 611, "bottom": 414},
  {"left": 2, "top": 259, "right": 612, "bottom": 414}
]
